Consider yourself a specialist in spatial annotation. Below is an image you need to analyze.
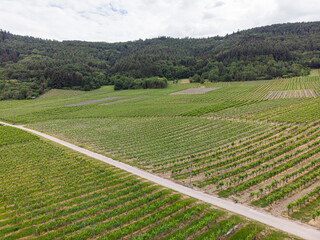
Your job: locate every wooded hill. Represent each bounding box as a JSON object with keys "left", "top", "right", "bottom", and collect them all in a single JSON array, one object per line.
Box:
[{"left": 1, "top": 21, "right": 320, "bottom": 99}]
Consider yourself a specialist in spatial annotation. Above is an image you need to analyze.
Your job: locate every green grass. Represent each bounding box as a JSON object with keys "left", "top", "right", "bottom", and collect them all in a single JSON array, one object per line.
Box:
[
  {"left": 261, "top": 230, "right": 298, "bottom": 240},
  {"left": 310, "top": 69, "right": 320, "bottom": 76},
  {"left": 228, "top": 223, "right": 263, "bottom": 240}
]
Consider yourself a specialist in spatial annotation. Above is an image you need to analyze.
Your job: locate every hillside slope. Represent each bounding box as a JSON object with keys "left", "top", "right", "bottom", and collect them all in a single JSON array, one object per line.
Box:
[{"left": 0, "top": 21, "right": 320, "bottom": 99}]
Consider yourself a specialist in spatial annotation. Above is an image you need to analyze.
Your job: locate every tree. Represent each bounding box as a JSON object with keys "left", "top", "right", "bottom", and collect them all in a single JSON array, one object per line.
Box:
[{"left": 190, "top": 74, "right": 202, "bottom": 83}]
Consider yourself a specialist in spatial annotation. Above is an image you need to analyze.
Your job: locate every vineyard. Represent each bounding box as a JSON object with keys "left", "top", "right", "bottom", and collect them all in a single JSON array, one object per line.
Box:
[
  {"left": 0, "top": 125, "right": 292, "bottom": 239},
  {"left": 1, "top": 73, "right": 320, "bottom": 236},
  {"left": 30, "top": 117, "right": 272, "bottom": 168}
]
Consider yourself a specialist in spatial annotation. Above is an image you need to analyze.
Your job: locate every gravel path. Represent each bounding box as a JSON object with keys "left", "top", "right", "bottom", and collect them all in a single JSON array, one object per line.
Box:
[
  {"left": 2, "top": 121, "right": 320, "bottom": 240},
  {"left": 100, "top": 96, "right": 146, "bottom": 105},
  {"left": 169, "top": 88, "right": 220, "bottom": 95}
]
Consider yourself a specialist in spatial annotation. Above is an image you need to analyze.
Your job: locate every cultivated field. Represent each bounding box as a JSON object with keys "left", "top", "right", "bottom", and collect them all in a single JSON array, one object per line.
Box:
[
  {"left": 1, "top": 74, "right": 320, "bottom": 234},
  {"left": 0, "top": 125, "right": 292, "bottom": 239}
]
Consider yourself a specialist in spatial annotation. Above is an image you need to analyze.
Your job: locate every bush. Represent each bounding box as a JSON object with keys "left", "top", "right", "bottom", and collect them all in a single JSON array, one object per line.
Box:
[
  {"left": 142, "top": 77, "right": 168, "bottom": 89},
  {"left": 114, "top": 76, "right": 167, "bottom": 90},
  {"left": 190, "top": 74, "right": 203, "bottom": 83}
]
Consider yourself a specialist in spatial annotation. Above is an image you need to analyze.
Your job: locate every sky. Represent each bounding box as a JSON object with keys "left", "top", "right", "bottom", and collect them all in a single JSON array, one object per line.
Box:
[{"left": 0, "top": 0, "right": 319, "bottom": 43}]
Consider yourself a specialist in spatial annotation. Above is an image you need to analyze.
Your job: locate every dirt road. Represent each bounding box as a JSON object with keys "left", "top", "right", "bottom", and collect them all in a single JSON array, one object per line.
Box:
[{"left": 1, "top": 121, "right": 320, "bottom": 240}]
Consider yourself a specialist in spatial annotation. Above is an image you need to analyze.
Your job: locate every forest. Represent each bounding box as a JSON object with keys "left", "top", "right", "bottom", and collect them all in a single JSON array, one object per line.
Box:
[{"left": 0, "top": 21, "right": 320, "bottom": 99}]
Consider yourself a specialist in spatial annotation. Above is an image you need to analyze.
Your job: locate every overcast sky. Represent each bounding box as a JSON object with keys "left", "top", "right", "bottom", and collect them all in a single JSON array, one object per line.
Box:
[{"left": 0, "top": 0, "right": 319, "bottom": 42}]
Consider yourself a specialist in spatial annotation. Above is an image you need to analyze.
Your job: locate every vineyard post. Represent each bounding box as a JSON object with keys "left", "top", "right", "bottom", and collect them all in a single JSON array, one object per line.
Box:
[{"left": 189, "top": 157, "right": 192, "bottom": 186}]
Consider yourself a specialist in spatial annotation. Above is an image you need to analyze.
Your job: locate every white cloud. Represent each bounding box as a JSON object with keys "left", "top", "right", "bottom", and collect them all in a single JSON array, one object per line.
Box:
[{"left": 0, "top": 0, "right": 319, "bottom": 42}]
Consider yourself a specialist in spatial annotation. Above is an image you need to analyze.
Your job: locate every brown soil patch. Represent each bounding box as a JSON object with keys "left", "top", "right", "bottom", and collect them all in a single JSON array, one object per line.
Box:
[{"left": 181, "top": 79, "right": 190, "bottom": 84}]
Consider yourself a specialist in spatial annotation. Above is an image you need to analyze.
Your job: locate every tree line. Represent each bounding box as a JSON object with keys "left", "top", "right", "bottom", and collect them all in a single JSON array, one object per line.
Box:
[{"left": 0, "top": 21, "right": 320, "bottom": 99}]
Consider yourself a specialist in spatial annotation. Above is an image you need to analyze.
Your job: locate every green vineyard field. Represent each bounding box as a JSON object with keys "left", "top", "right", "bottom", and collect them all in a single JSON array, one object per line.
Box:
[
  {"left": 1, "top": 74, "right": 320, "bottom": 235},
  {"left": 0, "top": 125, "right": 292, "bottom": 239}
]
